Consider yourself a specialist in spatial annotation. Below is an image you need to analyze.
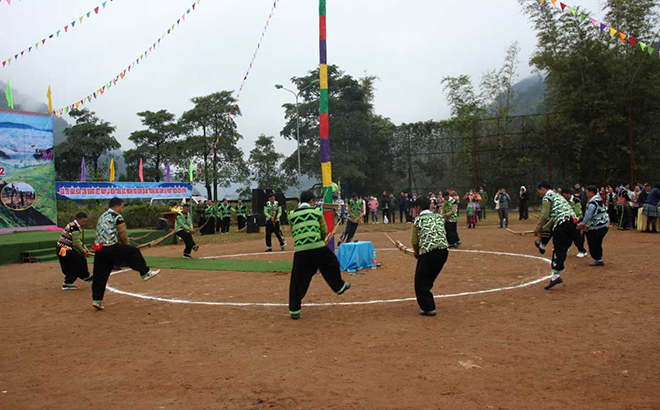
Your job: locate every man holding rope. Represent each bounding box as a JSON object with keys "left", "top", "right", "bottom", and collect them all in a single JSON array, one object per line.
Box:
[
  {"left": 90, "top": 197, "right": 160, "bottom": 311},
  {"left": 287, "top": 191, "right": 350, "bottom": 320},
  {"left": 411, "top": 195, "right": 449, "bottom": 317},
  {"left": 176, "top": 204, "right": 199, "bottom": 259}
]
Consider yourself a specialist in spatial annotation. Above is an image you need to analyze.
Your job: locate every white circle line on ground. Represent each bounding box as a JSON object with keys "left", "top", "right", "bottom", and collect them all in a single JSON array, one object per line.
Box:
[{"left": 107, "top": 249, "right": 552, "bottom": 308}]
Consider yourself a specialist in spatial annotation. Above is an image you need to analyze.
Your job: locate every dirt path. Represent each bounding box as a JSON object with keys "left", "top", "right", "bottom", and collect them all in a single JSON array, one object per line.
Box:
[{"left": 1, "top": 222, "right": 658, "bottom": 409}]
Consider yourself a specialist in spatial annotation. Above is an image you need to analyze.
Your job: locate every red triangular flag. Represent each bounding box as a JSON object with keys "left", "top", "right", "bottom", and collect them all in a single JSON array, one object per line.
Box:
[
  {"left": 630, "top": 37, "right": 637, "bottom": 48},
  {"left": 94, "top": 6, "right": 99, "bottom": 14},
  {"left": 560, "top": 2, "right": 567, "bottom": 11}
]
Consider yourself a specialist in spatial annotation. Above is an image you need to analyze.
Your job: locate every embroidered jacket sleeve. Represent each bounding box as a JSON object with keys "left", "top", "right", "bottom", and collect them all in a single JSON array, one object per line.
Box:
[{"left": 535, "top": 200, "right": 551, "bottom": 233}]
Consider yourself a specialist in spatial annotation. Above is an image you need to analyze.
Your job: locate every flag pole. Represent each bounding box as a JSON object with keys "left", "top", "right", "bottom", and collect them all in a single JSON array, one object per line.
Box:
[{"left": 319, "top": 0, "right": 335, "bottom": 252}]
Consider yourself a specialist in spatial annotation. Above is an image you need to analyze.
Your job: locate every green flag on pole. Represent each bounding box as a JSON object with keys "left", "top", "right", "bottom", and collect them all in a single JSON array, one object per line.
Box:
[
  {"left": 189, "top": 160, "right": 194, "bottom": 182},
  {"left": 6, "top": 81, "right": 14, "bottom": 109}
]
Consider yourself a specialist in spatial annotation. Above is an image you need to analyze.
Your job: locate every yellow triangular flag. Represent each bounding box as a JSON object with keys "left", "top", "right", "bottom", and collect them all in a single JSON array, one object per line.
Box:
[
  {"left": 109, "top": 158, "right": 116, "bottom": 182},
  {"left": 610, "top": 28, "right": 617, "bottom": 37},
  {"left": 47, "top": 86, "right": 53, "bottom": 113}
]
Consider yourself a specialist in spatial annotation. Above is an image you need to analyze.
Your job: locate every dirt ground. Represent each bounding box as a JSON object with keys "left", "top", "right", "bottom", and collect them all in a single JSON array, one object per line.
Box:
[{"left": 1, "top": 219, "right": 659, "bottom": 410}]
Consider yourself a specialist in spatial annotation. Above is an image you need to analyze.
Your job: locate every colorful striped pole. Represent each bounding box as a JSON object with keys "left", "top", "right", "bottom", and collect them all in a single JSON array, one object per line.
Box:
[{"left": 319, "top": 0, "right": 335, "bottom": 251}]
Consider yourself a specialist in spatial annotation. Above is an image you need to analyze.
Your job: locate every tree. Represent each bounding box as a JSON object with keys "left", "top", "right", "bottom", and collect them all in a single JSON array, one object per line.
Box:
[
  {"left": 279, "top": 66, "right": 396, "bottom": 195},
  {"left": 518, "top": 0, "right": 660, "bottom": 184},
  {"left": 246, "top": 135, "right": 294, "bottom": 193},
  {"left": 179, "top": 92, "right": 247, "bottom": 201},
  {"left": 125, "top": 110, "right": 181, "bottom": 182},
  {"left": 55, "top": 108, "right": 120, "bottom": 180}
]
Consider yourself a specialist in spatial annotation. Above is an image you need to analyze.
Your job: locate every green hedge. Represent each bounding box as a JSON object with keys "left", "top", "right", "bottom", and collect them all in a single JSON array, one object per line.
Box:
[{"left": 57, "top": 200, "right": 170, "bottom": 229}]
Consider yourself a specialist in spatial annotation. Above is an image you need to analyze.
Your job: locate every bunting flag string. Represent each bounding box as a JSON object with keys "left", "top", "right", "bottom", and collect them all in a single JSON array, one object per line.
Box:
[
  {"left": 209, "top": 0, "right": 280, "bottom": 156},
  {"left": 2, "top": 0, "right": 114, "bottom": 69},
  {"left": 52, "top": 0, "right": 204, "bottom": 117},
  {"left": 539, "top": 0, "right": 660, "bottom": 60}
]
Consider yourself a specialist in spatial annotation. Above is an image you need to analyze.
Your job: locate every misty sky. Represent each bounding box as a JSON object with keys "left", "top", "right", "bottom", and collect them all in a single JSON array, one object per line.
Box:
[{"left": 1, "top": 0, "right": 604, "bottom": 158}]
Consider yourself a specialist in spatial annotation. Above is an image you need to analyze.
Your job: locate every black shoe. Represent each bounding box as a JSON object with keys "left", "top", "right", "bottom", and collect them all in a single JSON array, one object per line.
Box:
[
  {"left": 265, "top": 248, "right": 273, "bottom": 252},
  {"left": 534, "top": 240, "right": 546, "bottom": 255},
  {"left": 82, "top": 275, "right": 93, "bottom": 283},
  {"left": 290, "top": 313, "right": 300, "bottom": 320},
  {"left": 420, "top": 310, "right": 437, "bottom": 317},
  {"left": 544, "top": 277, "right": 563, "bottom": 290},
  {"left": 589, "top": 260, "right": 605, "bottom": 267},
  {"left": 337, "top": 281, "right": 351, "bottom": 295}
]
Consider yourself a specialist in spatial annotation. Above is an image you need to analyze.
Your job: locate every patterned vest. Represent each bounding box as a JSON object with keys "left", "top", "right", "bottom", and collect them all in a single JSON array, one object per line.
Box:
[
  {"left": 265, "top": 201, "right": 280, "bottom": 219},
  {"left": 217, "top": 204, "right": 232, "bottom": 218},
  {"left": 289, "top": 206, "right": 325, "bottom": 252},
  {"left": 175, "top": 212, "right": 192, "bottom": 232},
  {"left": 204, "top": 205, "right": 215, "bottom": 217},
  {"left": 443, "top": 198, "right": 458, "bottom": 223},
  {"left": 414, "top": 213, "right": 448, "bottom": 255},
  {"left": 586, "top": 195, "right": 609, "bottom": 230},
  {"left": 94, "top": 209, "right": 123, "bottom": 246},
  {"left": 57, "top": 220, "right": 82, "bottom": 251},
  {"left": 348, "top": 200, "right": 363, "bottom": 223},
  {"left": 236, "top": 204, "right": 247, "bottom": 217},
  {"left": 543, "top": 191, "right": 573, "bottom": 230}
]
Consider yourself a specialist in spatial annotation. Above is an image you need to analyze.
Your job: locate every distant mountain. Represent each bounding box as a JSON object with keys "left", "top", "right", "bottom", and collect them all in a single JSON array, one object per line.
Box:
[
  {"left": 510, "top": 75, "right": 546, "bottom": 116},
  {"left": 0, "top": 81, "right": 69, "bottom": 145}
]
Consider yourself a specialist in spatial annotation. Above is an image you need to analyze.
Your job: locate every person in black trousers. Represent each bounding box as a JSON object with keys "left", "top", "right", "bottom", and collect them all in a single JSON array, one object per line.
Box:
[
  {"left": 288, "top": 191, "right": 350, "bottom": 319},
  {"left": 57, "top": 212, "right": 93, "bottom": 290},
  {"left": 398, "top": 192, "right": 406, "bottom": 223},
  {"left": 264, "top": 193, "right": 286, "bottom": 251},
  {"left": 91, "top": 198, "right": 160, "bottom": 310},
  {"left": 411, "top": 196, "right": 450, "bottom": 316},
  {"left": 519, "top": 186, "right": 529, "bottom": 220},
  {"left": 175, "top": 204, "right": 199, "bottom": 258}
]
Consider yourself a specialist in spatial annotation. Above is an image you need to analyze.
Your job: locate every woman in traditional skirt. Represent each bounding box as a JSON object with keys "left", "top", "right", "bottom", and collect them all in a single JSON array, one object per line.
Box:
[
  {"left": 642, "top": 184, "right": 660, "bottom": 233},
  {"left": 463, "top": 190, "right": 478, "bottom": 229}
]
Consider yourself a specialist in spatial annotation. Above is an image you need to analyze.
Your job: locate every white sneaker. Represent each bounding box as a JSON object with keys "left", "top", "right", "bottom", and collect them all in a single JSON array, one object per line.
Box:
[
  {"left": 577, "top": 251, "right": 587, "bottom": 258},
  {"left": 141, "top": 269, "right": 161, "bottom": 282},
  {"left": 280, "top": 242, "right": 287, "bottom": 251}
]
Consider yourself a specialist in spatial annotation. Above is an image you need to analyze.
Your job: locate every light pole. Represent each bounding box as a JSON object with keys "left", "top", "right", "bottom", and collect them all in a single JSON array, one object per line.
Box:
[{"left": 275, "top": 79, "right": 319, "bottom": 194}]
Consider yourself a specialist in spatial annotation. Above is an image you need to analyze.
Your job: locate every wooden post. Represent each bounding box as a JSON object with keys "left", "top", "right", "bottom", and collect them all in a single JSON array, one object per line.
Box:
[{"left": 628, "top": 106, "right": 634, "bottom": 186}]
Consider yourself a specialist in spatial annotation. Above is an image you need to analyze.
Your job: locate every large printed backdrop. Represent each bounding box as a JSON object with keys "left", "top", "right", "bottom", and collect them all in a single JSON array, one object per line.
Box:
[{"left": 0, "top": 109, "right": 57, "bottom": 233}]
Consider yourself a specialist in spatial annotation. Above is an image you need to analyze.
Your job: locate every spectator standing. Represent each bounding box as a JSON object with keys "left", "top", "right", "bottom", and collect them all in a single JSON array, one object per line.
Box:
[
  {"left": 495, "top": 188, "right": 511, "bottom": 228},
  {"left": 616, "top": 184, "right": 631, "bottom": 230},
  {"left": 606, "top": 186, "right": 617, "bottom": 225},
  {"left": 398, "top": 192, "right": 406, "bottom": 223},
  {"left": 389, "top": 194, "right": 397, "bottom": 223},
  {"left": 573, "top": 183, "right": 587, "bottom": 215},
  {"left": 368, "top": 196, "right": 379, "bottom": 223},
  {"left": 629, "top": 186, "right": 641, "bottom": 229},
  {"left": 642, "top": 184, "right": 660, "bottom": 233},
  {"left": 464, "top": 190, "right": 478, "bottom": 228},
  {"left": 519, "top": 186, "right": 529, "bottom": 220},
  {"left": 478, "top": 186, "right": 488, "bottom": 220},
  {"left": 381, "top": 191, "right": 390, "bottom": 223}
]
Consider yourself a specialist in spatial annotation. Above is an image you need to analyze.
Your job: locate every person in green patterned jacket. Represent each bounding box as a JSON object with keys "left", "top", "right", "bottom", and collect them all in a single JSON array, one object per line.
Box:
[
  {"left": 535, "top": 181, "right": 578, "bottom": 290},
  {"left": 235, "top": 199, "right": 248, "bottom": 231},
  {"left": 287, "top": 191, "right": 350, "bottom": 320},
  {"left": 264, "top": 193, "right": 286, "bottom": 251},
  {"left": 175, "top": 204, "right": 199, "bottom": 258},
  {"left": 411, "top": 196, "right": 449, "bottom": 316},
  {"left": 338, "top": 192, "right": 363, "bottom": 245},
  {"left": 441, "top": 191, "right": 461, "bottom": 248},
  {"left": 217, "top": 199, "right": 233, "bottom": 234}
]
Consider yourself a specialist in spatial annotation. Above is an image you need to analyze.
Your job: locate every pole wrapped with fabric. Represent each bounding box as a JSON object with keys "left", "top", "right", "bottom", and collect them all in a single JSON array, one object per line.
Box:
[{"left": 319, "top": 0, "right": 335, "bottom": 251}]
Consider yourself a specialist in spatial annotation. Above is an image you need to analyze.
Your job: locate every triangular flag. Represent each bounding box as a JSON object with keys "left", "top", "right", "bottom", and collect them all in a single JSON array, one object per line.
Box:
[
  {"left": 102, "top": 1, "right": 107, "bottom": 9},
  {"left": 57, "top": 29, "right": 61, "bottom": 37},
  {"left": 580, "top": 13, "right": 587, "bottom": 21},
  {"left": 648, "top": 46, "right": 655, "bottom": 56},
  {"left": 600, "top": 23, "right": 607, "bottom": 33},
  {"left": 619, "top": 32, "right": 627, "bottom": 42},
  {"left": 560, "top": 2, "right": 566, "bottom": 11},
  {"left": 630, "top": 37, "right": 637, "bottom": 47},
  {"left": 94, "top": 6, "right": 99, "bottom": 14},
  {"left": 79, "top": 16, "right": 83, "bottom": 24},
  {"left": 47, "top": 86, "right": 53, "bottom": 113},
  {"left": 65, "top": 25, "right": 69, "bottom": 32},
  {"left": 109, "top": 158, "right": 115, "bottom": 182},
  {"left": 6, "top": 81, "right": 14, "bottom": 109},
  {"left": 81, "top": 158, "right": 86, "bottom": 182},
  {"left": 640, "top": 42, "right": 647, "bottom": 51},
  {"left": 189, "top": 160, "right": 194, "bottom": 182},
  {"left": 71, "top": 21, "right": 76, "bottom": 28},
  {"left": 590, "top": 18, "right": 598, "bottom": 27},
  {"left": 610, "top": 28, "right": 617, "bottom": 37},
  {"left": 550, "top": 0, "right": 557, "bottom": 4},
  {"left": 86, "top": 11, "right": 91, "bottom": 18},
  {"left": 138, "top": 158, "right": 144, "bottom": 182}
]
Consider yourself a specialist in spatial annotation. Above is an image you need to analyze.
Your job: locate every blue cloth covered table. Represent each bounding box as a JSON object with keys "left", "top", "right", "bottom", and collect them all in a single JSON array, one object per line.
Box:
[{"left": 337, "top": 241, "right": 375, "bottom": 273}]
